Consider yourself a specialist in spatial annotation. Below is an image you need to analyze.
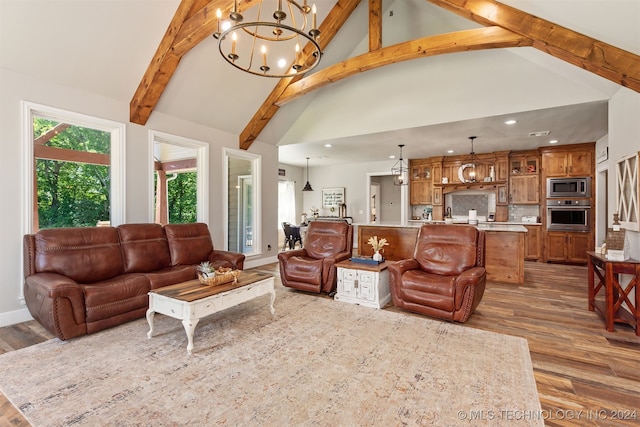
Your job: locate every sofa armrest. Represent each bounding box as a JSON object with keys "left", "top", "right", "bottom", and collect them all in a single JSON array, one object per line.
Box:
[
  {"left": 320, "top": 250, "right": 353, "bottom": 293},
  {"left": 387, "top": 259, "right": 419, "bottom": 296},
  {"left": 210, "top": 249, "right": 246, "bottom": 270},
  {"left": 454, "top": 267, "right": 486, "bottom": 309},
  {"left": 24, "top": 272, "right": 87, "bottom": 339},
  {"left": 277, "top": 248, "right": 307, "bottom": 262}
]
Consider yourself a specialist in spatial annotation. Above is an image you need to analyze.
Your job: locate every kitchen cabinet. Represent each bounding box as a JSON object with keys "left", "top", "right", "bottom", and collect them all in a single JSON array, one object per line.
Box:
[
  {"left": 524, "top": 225, "right": 541, "bottom": 261},
  {"left": 410, "top": 180, "right": 432, "bottom": 205},
  {"left": 335, "top": 260, "right": 391, "bottom": 309},
  {"left": 432, "top": 186, "right": 442, "bottom": 205},
  {"left": 545, "top": 231, "right": 591, "bottom": 263},
  {"left": 510, "top": 155, "right": 539, "bottom": 175},
  {"left": 409, "top": 160, "right": 432, "bottom": 205},
  {"left": 495, "top": 156, "right": 509, "bottom": 182},
  {"left": 432, "top": 162, "right": 442, "bottom": 184},
  {"left": 496, "top": 184, "right": 508, "bottom": 205},
  {"left": 542, "top": 150, "right": 593, "bottom": 177},
  {"left": 509, "top": 175, "right": 540, "bottom": 204}
]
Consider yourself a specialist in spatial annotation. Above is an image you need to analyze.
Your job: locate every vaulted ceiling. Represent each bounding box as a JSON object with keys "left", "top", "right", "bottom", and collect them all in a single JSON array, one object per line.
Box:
[
  {"left": 130, "top": 0, "right": 640, "bottom": 165},
  {"left": 2, "top": 1, "right": 638, "bottom": 167}
]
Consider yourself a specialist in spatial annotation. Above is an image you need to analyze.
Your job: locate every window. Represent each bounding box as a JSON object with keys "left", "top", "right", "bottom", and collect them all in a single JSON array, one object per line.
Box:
[
  {"left": 224, "top": 148, "right": 260, "bottom": 256},
  {"left": 23, "top": 102, "right": 125, "bottom": 232},
  {"left": 615, "top": 152, "right": 639, "bottom": 231},
  {"left": 278, "top": 180, "right": 296, "bottom": 226},
  {"left": 150, "top": 131, "right": 209, "bottom": 224}
]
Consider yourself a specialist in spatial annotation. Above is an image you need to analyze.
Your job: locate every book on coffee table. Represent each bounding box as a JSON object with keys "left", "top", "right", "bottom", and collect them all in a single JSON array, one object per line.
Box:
[{"left": 350, "top": 256, "right": 384, "bottom": 265}]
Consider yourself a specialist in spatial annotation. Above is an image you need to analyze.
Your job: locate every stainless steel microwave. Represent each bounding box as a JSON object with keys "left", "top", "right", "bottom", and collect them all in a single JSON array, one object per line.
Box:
[{"left": 546, "top": 177, "right": 591, "bottom": 198}]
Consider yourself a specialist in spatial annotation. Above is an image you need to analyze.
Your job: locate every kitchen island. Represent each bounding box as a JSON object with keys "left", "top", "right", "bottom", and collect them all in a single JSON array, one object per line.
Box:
[{"left": 357, "top": 222, "right": 527, "bottom": 284}]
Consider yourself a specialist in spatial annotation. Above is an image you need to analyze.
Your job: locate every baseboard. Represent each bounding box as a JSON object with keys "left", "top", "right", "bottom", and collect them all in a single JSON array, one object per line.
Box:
[
  {"left": 0, "top": 307, "right": 34, "bottom": 327},
  {"left": 245, "top": 255, "right": 278, "bottom": 269}
]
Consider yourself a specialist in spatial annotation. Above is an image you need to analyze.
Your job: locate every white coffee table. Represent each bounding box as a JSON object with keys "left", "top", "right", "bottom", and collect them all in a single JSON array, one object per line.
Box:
[{"left": 146, "top": 271, "right": 275, "bottom": 354}]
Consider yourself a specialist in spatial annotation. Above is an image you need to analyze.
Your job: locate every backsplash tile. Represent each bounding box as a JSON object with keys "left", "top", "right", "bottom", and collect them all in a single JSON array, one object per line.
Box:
[{"left": 451, "top": 194, "right": 489, "bottom": 216}]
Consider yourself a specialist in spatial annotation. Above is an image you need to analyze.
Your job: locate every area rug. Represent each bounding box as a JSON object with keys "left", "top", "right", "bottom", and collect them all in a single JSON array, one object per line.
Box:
[{"left": 0, "top": 290, "right": 542, "bottom": 426}]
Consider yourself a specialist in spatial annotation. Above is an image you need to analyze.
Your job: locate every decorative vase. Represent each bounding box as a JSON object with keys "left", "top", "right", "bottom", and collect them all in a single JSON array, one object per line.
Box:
[{"left": 373, "top": 250, "right": 383, "bottom": 262}]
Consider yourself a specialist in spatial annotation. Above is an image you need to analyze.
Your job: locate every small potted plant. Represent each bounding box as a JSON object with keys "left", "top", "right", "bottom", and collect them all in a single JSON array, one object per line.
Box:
[
  {"left": 198, "top": 261, "right": 214, "bottom": 279},
  {"left": 367, "top": 235, "right": 389, "bottom": 262}
]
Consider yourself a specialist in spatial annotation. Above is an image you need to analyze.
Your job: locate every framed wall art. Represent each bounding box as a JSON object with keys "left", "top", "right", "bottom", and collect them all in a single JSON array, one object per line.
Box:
[{"left": 322, "top": 187, "right": 345, "bottom": 208}]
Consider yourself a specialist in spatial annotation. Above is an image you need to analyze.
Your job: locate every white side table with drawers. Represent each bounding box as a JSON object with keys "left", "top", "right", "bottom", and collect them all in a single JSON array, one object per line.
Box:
[{"left": 335, "top": 259, "right": 391, "bottom": 309}]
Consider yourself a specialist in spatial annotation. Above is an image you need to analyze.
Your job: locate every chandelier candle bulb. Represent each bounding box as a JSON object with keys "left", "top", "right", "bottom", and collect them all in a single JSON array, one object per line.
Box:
[
  {"left": 231, "top": 32, "right": 237, "bottom": 56},
  {"left": 312, "top": 4, "right": 317, "bottom": 29},
  {"left": 262, "top": 45, "right": 267, "bottom": 66}
]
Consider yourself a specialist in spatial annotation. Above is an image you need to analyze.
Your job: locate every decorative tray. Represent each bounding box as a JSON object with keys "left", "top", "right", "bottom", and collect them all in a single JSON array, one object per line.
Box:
[{"left": 198, "top": 268, "right": 240, "bottom": 286}]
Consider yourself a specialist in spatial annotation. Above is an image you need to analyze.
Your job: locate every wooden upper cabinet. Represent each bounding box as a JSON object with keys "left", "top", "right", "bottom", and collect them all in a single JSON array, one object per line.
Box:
[
  {"left": 409, "top": 159, "right": 434, "bottom": 205},
  {"left": 542, "top": 150, "right": 593, "bottom": 177},
  {"left": 510, "top": 155, "right": 539, "bottom": 175},
  {"left": 495, "top": 157, "right": 509, "bottom": 182},
  {"left": 509, "top": 175, "right": 540, "bottom": 204},
  {"left": 432, "top": 162, "right": 442, "bottom": 184}
]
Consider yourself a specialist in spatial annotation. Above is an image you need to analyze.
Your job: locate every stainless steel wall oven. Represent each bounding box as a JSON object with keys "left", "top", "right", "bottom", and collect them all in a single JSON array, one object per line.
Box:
[{"left": 546, "top": 199, "right": 591, "bottom": 231}]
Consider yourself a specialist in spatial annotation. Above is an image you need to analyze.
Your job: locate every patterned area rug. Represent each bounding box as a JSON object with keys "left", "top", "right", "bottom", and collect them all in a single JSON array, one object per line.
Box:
[{"left": 0, "top": 289, "right": 542, "bottom": 426}]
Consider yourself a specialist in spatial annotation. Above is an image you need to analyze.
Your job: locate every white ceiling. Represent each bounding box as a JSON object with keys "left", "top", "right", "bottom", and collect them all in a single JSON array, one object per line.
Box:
[{"left": 1, "top": 0, "right": 638, "bottom": 167}]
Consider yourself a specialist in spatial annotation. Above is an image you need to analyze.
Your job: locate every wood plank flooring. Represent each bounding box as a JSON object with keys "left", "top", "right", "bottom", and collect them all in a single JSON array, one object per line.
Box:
[{"left": 1, "top": 262, "right": 638, "bottom": 426}]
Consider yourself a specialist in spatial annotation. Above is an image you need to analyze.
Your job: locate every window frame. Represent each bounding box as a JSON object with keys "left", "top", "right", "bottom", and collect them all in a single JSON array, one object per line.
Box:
[
  {"left": 223, "top": 147, "right": 261, "bottom": 257},
  {"left": 148, "top": 130, "right": 209, "bottom": 224},
  {"left": 22, "top": 101, "right": 125, "bottom": 233}
]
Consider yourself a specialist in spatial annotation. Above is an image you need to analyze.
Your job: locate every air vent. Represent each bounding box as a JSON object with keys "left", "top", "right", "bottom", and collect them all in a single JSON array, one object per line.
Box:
[{"left": 528, "top": 131, "right": 550, "bottom": 137}]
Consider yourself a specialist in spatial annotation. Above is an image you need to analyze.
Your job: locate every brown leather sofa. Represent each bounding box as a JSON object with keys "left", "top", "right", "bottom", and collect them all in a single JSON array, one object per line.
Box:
[
  {"left": 278, "top": 220, "right": 353, "bottom": 293},
  {"left": 23, "top": 222, "right": 244, "bottom": 340},
  {"left": 389, "top": 224, "right": 486, "bottom": 323}
]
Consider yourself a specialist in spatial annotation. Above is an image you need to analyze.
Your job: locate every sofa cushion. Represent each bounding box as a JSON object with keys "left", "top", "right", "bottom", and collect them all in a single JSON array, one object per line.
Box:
[
  {"left": 81, "top": 273, "right": 150, "bottom": 323},
  {"left": 164, "top": 223, "right": 214, "bottom": 266},
  {"left": 399, "top": 269, "right": 455, "bottom": 312},
  {"left": 282, "top": 256, "right": 323, "bottom": 286},
  {"left": 118, "top": 223, "right": 172, "bottom": 273},
  {"left": 144, "top": 265, "right": 196, "bottom": 290},
  {"left": 34, "top": 227, "right": 123, "bottom": 283}
]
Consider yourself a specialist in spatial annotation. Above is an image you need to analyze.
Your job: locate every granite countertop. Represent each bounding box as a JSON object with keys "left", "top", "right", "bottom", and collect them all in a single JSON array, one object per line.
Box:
[{"left": 355, "top": 222, "right": 530, "bottom": 232}]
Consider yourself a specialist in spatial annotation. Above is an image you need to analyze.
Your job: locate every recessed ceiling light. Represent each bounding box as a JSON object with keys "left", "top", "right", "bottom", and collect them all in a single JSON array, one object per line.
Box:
[
  {"left": 389, "top": 155, "right": 396, "bottom": 159},
  {"left": 447, "top": 150, "right": 454, "bottom": 153},
  {"left": 549, "top": 140, "right": 558, "bottom": 144},
  {"left": 324, "top": 144, "right": 332, "bottom": 148},
  {"left": 504, "top": 119, "right": 517, "bottom": 125}
]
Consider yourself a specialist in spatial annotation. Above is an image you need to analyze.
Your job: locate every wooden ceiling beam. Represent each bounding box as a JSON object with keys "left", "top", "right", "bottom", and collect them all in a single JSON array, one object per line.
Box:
[
  {"left": 130, "top": 0, "right": 257, "bottom": 125},
  {"left": 427, "top": 0, "right": 640, "bottom": 93},
  {"left": 369, "top": 0, "right": 382, "bottom": 52},
  {"left": 277, "top": 26, "right": 531, "bottom": 106},
  {"left": 239, "top": 0, "right": 363, "bottom": 150}
]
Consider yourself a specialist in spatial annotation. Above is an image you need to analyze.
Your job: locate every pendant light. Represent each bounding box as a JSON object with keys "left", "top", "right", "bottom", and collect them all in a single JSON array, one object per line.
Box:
[
  {"left": 302, "top": 157, "right": 313, "bottom": 191},
  {"left": 391, "top": 144, "right": 409, "bottom": 186},
  {"left": 467, "top": 136, "right": 478, "bottom": 183}
]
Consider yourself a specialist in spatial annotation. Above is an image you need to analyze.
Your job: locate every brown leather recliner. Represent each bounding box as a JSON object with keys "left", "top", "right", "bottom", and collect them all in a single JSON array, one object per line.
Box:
[
  {"left": 278, "top": 221, "right": 353, "bottom": 293},
  {"left": 388, "top": 224, "right": 486, "bottom": 323}
]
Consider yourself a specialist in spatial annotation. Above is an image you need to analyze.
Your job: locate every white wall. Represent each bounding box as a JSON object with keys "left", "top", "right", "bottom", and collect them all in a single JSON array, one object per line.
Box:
[
  {"left": 606, "top": 87, "right": 640, "bottom": 256},
  {"left": 300, "top": 159, "right": 401, "bottom": 224},
  {"left": 0, "top": 68, "right": 279, "bottom": 326}
]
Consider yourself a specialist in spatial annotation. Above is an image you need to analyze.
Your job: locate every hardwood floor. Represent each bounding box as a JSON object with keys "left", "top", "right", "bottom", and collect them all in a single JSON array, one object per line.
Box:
[{"left": 1, "top": 261, "right": 638, "bottom": 426}]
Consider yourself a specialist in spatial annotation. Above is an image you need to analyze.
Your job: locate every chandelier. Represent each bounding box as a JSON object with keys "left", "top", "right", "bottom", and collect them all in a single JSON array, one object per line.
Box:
[
  {"left": 213, "top": 0, "right": 322, "bottom": 78},
  {"left": 391, "top": 144, "right": 409, "bottom": 186}
]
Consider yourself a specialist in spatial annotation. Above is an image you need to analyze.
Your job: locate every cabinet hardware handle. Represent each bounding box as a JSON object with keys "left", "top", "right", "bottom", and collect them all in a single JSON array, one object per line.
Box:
[{"left": 354, "top": 279, "right": 358, "bottom": 288}]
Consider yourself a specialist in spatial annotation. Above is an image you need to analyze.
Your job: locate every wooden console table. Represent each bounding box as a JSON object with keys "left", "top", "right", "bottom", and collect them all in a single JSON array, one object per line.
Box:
[{"left": 587, "top": 251, "right": 640, "bottom": 336}]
